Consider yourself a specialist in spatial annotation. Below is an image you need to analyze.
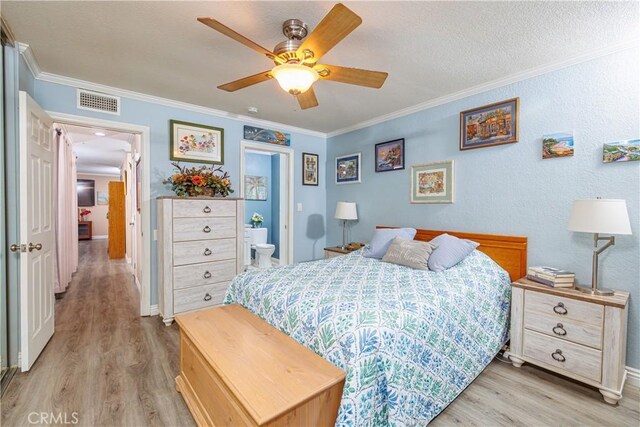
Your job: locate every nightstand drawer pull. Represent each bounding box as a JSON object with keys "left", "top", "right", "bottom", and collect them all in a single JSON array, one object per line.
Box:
[
  {"left": 203, "top": 271, "right": 212, "bottom": 279},
  {"left": 203, "top": 248, "right": 212, "bottom": 256},
  {"left": 551, "top": 349, "right": 566, "bottom": 362},
  {"left": 553, "top": 302, "right": 568, "bottom": 315},
  {"left": 203, "top": 293, "right": 212, "bottom": 302},
  {"left": 203, "top": 225, "right": 211, "bottom": 233},
  {"left": 552, "top": 323, "right": 567, "bottom": 336},
  {"left": 203, "top": 206, "right": 211, "bottom": 213}
]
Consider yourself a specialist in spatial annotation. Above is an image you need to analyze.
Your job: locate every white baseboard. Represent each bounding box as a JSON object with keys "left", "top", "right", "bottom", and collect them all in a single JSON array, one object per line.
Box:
[
  {"left": 627, "top": 366, "right": 640, "bottom": 388},
  {"left": 92, "top": 235, "right": 108, "bottom": 240},
  {"left": 149, "top": 304, "right": 159, "bottom": 316}
]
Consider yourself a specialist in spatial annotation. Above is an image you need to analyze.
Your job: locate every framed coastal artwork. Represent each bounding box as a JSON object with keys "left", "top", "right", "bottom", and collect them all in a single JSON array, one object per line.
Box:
[
  {"left": 170, "top": 120, "right": 224, "bottom": 164},
  {"left": 460, "top": 98, "right": 519, "bottom": 150},
  {"left": 97, "top": 191, "right": 109, "bottom": 205},
  {"left": 543, "top": 132, "right": 575, "bottom": 159},
  {"left": 244, "top": 125, "right": 291, "bottom": 146},
  {"left": 375, "top": 138, "right": 405, "bottom": 172},
  {"left": 302, "top": 152, "right": 319, "bottom": 186},
  {"left": 336, "top": 153, "right": 361, "bottom": 184},
  {"left": 603, "top": 139, "right": 640, "bottom": 163},
  {"left": 244, "top": 175, "right": 268, "bottom": 200},
  {"left": 410, "top": 160, "right": 454, "bottom": 204}
]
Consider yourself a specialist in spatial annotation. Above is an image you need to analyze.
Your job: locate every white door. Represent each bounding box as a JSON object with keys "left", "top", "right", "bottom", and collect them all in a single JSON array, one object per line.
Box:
[{"left": 19, "top": 91, "right": 55, "bottom": 371}]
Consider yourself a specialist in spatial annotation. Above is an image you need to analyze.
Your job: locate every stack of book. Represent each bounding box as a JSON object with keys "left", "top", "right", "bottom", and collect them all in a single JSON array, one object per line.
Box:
[{"left": 527, "top": 266, "right": 575, "bottom": 288}]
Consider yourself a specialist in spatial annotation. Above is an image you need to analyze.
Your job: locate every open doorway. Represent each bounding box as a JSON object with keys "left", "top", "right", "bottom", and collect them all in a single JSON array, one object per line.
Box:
[{"left": 240, "top": 140, "right": 294, "bottom": 267}]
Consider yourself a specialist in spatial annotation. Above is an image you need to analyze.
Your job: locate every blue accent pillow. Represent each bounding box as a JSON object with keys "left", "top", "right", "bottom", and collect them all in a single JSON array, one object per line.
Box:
[
  {"left": 363, "top": 228, "right": 417, "bottom": 259},
  {"left": 427, "top": 233, "right": 479, "bottom": 271}
]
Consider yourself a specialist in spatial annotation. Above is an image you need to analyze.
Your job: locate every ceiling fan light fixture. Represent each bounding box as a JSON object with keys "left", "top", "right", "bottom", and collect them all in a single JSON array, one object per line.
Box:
[{"left": 271, "top": 63, "right": 318, "bottom": 95}]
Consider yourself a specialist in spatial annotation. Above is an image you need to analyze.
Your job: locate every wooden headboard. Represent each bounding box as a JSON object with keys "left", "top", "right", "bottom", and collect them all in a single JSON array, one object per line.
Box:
[{"left": 377, "top": 226, "right": 528, "bottom": 281}]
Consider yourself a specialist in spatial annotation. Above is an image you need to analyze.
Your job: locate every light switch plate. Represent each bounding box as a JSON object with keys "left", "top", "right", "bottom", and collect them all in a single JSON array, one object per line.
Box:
[{"left": 297, "top": 203, "right": 303, "bottom": 212}]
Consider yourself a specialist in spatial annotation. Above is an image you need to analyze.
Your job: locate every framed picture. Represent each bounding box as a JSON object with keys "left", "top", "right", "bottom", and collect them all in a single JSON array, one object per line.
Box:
[
  {"left": 302, "top": 152, "right": 319, "bottom": 186},
  {"left": 336, "top": 153, "right": 361, "bottom": 185},
  {"left": 170, "top": 119, "right": 224, "bottom": 164},
  {"left": 460, "top": 98, "right": 519, "bottom": 150},
  {"left": 244, "top": 125, "right": 291, "bottom": 146},
  {"left": 410, "top": 160, "right": 454, "bottom": 204},
  {"left": 375, "top": 138, "right": 405, "bottom": 172},
  {"left": 543, "top": 132, "right": 574, "bottom": 159},
  {"left": 603, "top": 139, "right": 640, "bottom": 163},
  {"left": 97, "top": 191, "right": 109, "bottom": 205},
  {"left": 244, "top": 175, "right": 268, "bottom": 200}
]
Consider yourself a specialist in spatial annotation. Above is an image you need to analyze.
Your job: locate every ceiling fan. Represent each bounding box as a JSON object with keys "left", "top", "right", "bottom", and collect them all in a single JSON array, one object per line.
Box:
[{"left": 198, "top": 3, "right": 389, "bottom": 110}]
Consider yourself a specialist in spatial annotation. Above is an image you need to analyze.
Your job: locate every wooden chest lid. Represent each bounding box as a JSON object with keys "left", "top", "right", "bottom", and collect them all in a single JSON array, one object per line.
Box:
[{"left": 175, "top": 304, "right": 346, "bottom": 424}]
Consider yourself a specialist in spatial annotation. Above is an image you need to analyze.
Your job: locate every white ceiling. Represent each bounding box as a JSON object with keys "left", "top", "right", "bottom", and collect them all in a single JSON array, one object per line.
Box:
[
  {"left": 5, "top": 1, "right": 639, "bottom": 133},
  {"left": 64, "top": 124, "right": 132, "bottom": 176}
]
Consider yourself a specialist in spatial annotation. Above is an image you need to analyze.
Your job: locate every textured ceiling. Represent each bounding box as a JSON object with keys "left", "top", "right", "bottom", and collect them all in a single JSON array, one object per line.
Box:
[
  {"left": 65, "top": 124, "right": 132, "bottom": 176},
  {"left": 5, "top": 1, "right": 639, "bottom": 133}
]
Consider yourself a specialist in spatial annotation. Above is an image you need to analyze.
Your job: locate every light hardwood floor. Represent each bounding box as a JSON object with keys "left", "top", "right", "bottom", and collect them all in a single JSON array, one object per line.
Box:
[{"left": 1, "top": 240, "right": 638, "bottom": 426}]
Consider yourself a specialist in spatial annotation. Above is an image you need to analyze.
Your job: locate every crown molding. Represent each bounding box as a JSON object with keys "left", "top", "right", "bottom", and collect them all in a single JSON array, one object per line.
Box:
[
  {"left": 17, "top": 42, "right": 41, "bottom": 77},
  {"left": 327, "top": 38, "right": 640, "bottom": 138}
]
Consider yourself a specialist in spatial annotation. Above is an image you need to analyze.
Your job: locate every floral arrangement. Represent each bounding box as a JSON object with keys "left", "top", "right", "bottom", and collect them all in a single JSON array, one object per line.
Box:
[
  {"left": 79, "top": 209, "right": 92, "bottom": 221},
  {"left": 163, "top": 162, "right": 234, "bottom": 198},
  {"left": 251, "top": 212, "right": 264, "bottom": 228}
]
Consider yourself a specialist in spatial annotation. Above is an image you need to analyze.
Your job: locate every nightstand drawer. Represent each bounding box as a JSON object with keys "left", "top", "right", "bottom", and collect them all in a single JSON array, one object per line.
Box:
[
  {"left": 525, "top": 291, "right": 603, "bottom": 326},
  {"left": 523, "top": 330, "right": 602, "bottom": 383},
  {"left": 524, "top": 311, "right": 602, "bottom": 349}
]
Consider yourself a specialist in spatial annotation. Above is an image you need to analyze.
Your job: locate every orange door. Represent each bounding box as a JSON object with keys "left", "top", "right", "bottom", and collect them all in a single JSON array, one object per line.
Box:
[{"left": 108, "top": 181, "right": 126, "bottom": 259}]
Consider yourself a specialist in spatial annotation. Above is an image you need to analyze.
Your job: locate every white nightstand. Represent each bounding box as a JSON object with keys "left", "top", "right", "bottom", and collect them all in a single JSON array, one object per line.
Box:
[
  {"left": 324, "top": 246, "right": 352, "bottom": 259},
  {"left": 509, "top": 277, "right": 629, "bottom": 405}
]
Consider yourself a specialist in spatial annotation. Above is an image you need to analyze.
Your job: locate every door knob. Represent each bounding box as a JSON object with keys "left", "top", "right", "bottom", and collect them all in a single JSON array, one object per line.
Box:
[
  {"left": 28, "top": 242, "right": 43, "bottom": 252},
  {"left": 10, "top": 244, "right": 21, "bottom": 252}
]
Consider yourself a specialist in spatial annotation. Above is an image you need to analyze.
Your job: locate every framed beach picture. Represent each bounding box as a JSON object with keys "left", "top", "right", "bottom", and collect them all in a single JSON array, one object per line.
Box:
[
  {"left": 603, "top": 139, "right": 640, "bottom": 163},
  {"left": 410, "top": 160, "right": 454, "bottom": 204},
  {"left": 97, "top": 191, "right": 109, "bottom": 205},
  {"left": 460, "top": 98, "right": 519, "bottom": 150},
  {"left": 375, "top": 138, "right": 405, "bottom": 172},
  {"left": 543, "top": 132, "right": 575, "bottom": 159},
  {"left": 244, "top": 125, "right": 291, "bottom": 146},
  {"left": 244, "top": 175, "right": 268, "bottom": 200},
  {"left": 170, "top": 119, "right": 224, "bottom": 164},
  {"left": 302, "top": 152, "right": 319, "bottom": 186},
  {"left": 336, "top": 153, "right": 361, "bottom": 184}
]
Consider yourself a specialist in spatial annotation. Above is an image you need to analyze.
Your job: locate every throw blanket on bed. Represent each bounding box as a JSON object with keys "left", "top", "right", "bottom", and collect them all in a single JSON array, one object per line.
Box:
[{"left": 224, "top": 250, "right": 511, "bottom": 426}]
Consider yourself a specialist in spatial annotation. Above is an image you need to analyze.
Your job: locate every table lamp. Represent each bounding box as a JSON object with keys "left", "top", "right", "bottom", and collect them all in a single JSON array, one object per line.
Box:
[
  {"left": 334, "top": 201, "right": 358, "bottom": 250},
  {"left": 567, "top": 198, "right": 632, "bottom": 295}
]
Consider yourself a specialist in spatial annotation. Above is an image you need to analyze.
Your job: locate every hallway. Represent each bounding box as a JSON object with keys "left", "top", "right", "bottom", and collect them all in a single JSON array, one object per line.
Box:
[{"left": 0, "top": 240, "right": 193, "bottom": 426}]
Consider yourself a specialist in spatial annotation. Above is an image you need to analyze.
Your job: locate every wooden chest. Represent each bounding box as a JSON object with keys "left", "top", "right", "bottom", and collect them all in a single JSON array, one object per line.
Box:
[{"left": 175, "top": 304, "right": 346, "bottom": 426}]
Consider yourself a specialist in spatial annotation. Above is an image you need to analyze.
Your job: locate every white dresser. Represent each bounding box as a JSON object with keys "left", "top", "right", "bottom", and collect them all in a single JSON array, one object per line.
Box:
[
  {"left": 157, "top": 197, "right": 244, "bottom": 325},
  {"left": 509, "top": 278, "right": 629, "bottom": 405}
]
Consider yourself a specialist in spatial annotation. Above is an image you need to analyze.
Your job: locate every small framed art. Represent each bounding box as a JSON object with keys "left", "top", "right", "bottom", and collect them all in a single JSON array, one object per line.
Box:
[
  {"left": 170, "top": 119, "right": 224, "bottom": 164},
  {"left": 410, "top": 160, "right": 454, "bottom": 204},
  {"left": 375, "top": 138, "right": 405, "bottom": 172},
  {"left": 460, "top": 98, "right": 519, "bottom": 150},
  {"left": 543, "top": 132, "right": 574, "bottom": 159},
  {"left": 336, "top": 153, "right": 361, "bottom": 184},
  {"left": 603, "top": 139, "right": 640, "bottom": 163},
  {"left": 244, "top": 175, "right": 268, "bottom": 200},
  {"left": 302, "top": 152, "right": 319, "bottom": 186}
]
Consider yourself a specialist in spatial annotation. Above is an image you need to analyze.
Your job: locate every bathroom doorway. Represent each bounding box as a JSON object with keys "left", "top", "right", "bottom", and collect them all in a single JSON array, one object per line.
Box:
[{"left": 240, "top": 140, "right": 293, "bottom": 266}]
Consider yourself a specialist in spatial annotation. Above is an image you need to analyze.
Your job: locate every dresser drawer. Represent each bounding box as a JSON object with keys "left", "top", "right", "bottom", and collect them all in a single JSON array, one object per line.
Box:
[
  {"left": 174, "top": 282, "right": 229, "bottom": 314},
  {"left": 173, "top": 259, "right": 237, "bottom": 290},
  {"left": 173, "top": 239, "right": 236, "bottom": 266},
  {"left": 524, "top": 310, "right": 602, "bottom": 349},
  {"left": 523, "top": 329, "right": 602, "bottom": 383},
  {"left": 173, "top": 199, "right": 236, "bottom": 218},
  {"left": 525, "top": 291, "right": 603, "bottom": 327},
  {"left": 173, "top": 217, "right": 236, "bottom": 242}
]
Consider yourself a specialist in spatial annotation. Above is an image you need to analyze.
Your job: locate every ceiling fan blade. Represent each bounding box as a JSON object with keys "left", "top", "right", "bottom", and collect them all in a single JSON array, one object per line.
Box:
[
  {"left": 315, "top": 64, "right": 388, "bottom": 88},
  {"left": 198, "top": 17, "right": 279, "bottom": 62},
  {"left": 297, "top": 87, "right": 319, "bottom": 110},
  {"left": 297, "top": 4, "right": 362, "bottom": 64},
  {"left": 217, "top": 70, "right": 273, "bottom": 92}
]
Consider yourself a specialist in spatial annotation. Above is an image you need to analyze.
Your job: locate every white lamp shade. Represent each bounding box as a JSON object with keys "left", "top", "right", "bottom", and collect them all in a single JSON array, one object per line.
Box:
[
  {"left": 271, "top": 63, "right": 318, "bottom": 95},
  {"left": 568, "top": 199, "right": 632, "bottom": 235},
  {"left": 335, "top": 201, "right": 358, "bottom": 220}
]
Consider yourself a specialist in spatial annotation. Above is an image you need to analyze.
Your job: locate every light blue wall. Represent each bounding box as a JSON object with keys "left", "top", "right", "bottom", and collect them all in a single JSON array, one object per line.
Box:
[
  {"left": 326, "top": 49, "right": 640, "bottom": 369},
  {"left": 271, "top": 155, "right": 281, "bottom": 259},
  {"left": 29, "top": 78, "right": 327, "bottom": 307},
  {"left": 245, "top": 152, "right": 273, "bottom": 238}
]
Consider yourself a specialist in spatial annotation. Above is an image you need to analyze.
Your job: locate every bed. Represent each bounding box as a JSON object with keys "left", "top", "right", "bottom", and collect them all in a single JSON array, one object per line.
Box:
[{"left": 224, "top": 228, "right": 527, "bottom": 426}]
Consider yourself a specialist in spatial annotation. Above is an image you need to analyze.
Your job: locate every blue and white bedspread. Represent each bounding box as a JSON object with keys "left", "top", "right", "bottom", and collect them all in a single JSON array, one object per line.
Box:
[{"left": 224, "top": 250, "right": 511, "bottom": 426}]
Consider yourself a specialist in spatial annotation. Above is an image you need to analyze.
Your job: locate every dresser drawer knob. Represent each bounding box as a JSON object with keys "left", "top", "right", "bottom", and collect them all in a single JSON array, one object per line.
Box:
[
  {"left": 552, "top": 323, "right": 567, "bottom": 336},
  {"left": 203, "top": 225, "right": 211, "bottom": 233},
  {"left": 553, "top": 302, "right": 567, "bottom": 315},
  {"left": 203, "top": 271, "right": 212, "bottom": 279},
  {"left": 203, "top": 206, "right": 211, "bottom": 213},
  {"left": 203, "top": 248, "right": 212, "bottom": 256},
  {"left": 203, "top": 293, "right": 212, "bottom": 302},
  {"left": 551, "top": 349, "right": 566, "bottom": 362}
]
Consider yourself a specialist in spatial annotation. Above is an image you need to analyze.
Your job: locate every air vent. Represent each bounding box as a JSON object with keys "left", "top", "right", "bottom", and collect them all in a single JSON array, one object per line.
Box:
[{"left": 77, "top": 89, "right": 120, "bottom": 115}]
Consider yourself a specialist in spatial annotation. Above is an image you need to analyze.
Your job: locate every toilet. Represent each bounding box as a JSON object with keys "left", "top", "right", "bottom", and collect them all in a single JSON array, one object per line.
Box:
[{"left": 248, "top": 227, "right": 275, "bottom": 269}]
